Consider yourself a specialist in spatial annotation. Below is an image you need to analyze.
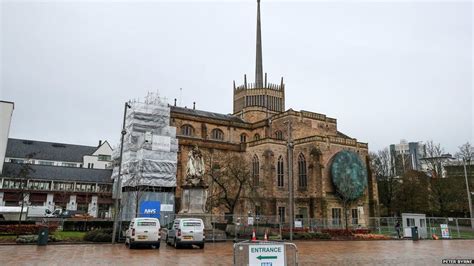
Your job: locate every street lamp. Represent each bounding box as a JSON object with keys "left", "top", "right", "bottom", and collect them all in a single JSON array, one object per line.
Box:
[
  {"left": 284, "top": 121, "right": 294, "bottom": 241},
  {"left": 461, "top": 155, "right": 473, "bottom": 229},
  {"left": 112, "top": 102, "right": 131, "bottom": 244}
]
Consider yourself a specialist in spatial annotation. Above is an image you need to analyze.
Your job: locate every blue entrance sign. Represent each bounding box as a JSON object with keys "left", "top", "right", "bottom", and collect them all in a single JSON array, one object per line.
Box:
[{"left": 139, "top": 201, "right": 161, "bottom": 218}]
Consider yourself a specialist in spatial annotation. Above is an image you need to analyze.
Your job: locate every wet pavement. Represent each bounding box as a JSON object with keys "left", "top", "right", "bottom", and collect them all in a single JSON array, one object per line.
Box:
[{"left": 0, "top": 240, "right": 473, "bottom": 265}]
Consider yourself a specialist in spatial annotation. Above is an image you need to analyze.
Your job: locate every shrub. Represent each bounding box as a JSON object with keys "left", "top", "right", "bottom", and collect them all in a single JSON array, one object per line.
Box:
[
  {"left": 353, "top": 234, "right": 391, "bottom": 240},
  {"left": 353, "top": 228, "right": 371, "bottom": 234},
  {"left": 321, "top": 229, "right": 353, "bottom": 237},
  {"left": 83, "top": 229, "right": 113, "bottom": 242},
  {"left": 319, "top": 229, "right": 370, "bottom": 237},
  {"left": 282, "top": 232, "right": 331, "bottom": 240},
  {"left": 0, "top": 224, "right": 58, "bottom": 235},
  {"left": 281, "top": 227, "right": 310, "bottom": 233},
  {"left": 62, "top": 221, "right": 114, "bottom": 231},
  {"left": 15, "top": 234, "right": 60, "bottom": 244}
]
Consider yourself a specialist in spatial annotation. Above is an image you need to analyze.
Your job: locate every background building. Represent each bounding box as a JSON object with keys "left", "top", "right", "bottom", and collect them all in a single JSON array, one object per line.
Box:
[
  {"left": 0, "top": 139, "right": 114, "bottom": 218},
  {"left": 0, "top": 101, "right": 14, "bottom": 175},
  {"left": 0, "top": 99, "right": 114, "bottom": 219},
  {"left": 389, "top": 140, "right": 426, "bottom": 176}
]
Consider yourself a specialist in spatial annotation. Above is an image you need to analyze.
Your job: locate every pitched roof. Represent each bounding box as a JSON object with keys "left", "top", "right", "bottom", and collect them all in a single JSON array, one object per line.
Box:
[
  {"left": 2, "top": 162, "right": 112, "bottom": 184},
  {"left": 170, "top": 106, "right": 245, "bottom": 123},
  {"left": 6, "top": 138, "right": 98, "bottom": 163}
]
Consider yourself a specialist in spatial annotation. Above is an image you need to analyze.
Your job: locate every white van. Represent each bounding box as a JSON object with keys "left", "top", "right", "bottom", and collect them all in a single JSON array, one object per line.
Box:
[
  {"left": 125, "top": 217, "right": 161, "bottom": 249},
  {"left": 166, "top": 218, "right": 205, "bottom": 249}
]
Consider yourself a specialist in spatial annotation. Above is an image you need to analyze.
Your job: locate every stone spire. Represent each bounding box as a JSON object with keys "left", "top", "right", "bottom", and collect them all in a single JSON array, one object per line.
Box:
[{"left": 255, "top": 0, "right": 263, "bottom": 88}]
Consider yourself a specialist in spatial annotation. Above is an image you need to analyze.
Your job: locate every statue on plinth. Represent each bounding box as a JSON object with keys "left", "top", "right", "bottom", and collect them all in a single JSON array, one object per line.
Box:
[
  {"left": 184, "top": 145, "right": 206, "bottom": 187},
  {"left": 180, "top": 145, "right": 208, "bottom": 214}
]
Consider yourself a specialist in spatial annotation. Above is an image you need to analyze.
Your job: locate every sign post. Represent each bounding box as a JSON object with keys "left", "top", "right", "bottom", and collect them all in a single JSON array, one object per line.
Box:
[
  {"left": 440, "top": 224, "right": 450, "bottom": 239},
  {"left": 249, "top": 244, "right": 285, "bottom": 266}
]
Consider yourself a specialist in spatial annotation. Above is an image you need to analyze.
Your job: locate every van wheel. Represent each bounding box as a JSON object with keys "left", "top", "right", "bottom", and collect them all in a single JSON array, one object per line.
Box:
[
  {"left": 198, "top": 243, "right": 205, "bottom": 249},
  {"left": 128, "top": 243, "right": 135, "bottom": 249}
]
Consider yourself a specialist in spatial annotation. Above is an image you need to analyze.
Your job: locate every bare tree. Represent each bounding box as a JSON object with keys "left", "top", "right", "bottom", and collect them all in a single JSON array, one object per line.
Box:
[
  {"left": 127, "top": 161, "right": 148, "bottom": 218},
  {"left": 456, "top": 142, "right": 473, "bottom": 160},
  {"left": 207, "top": 154, "right": 254, "bottom": 220},
  {"left": 424, "top": 140, "right": 446, "bottom": 178},
  {"left": 370, "top": 149, "right": 398, "bottom": 216},
  {"left": 15, "top": 153, "right": 35, "bottom": 225},
  {"left": 335, "top": 174, "right": 360, "bottom": 229}
]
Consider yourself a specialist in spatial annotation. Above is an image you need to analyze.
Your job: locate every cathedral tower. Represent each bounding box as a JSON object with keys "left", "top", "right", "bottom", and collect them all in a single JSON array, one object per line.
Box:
[{"left": 233, "top": 0, "right": 285, "bottom": 123}]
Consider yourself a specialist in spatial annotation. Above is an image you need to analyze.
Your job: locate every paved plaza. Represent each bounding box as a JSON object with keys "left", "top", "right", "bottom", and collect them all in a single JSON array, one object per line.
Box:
[{"left": 0, "top": 240, "right": 473, "bottom": 265}]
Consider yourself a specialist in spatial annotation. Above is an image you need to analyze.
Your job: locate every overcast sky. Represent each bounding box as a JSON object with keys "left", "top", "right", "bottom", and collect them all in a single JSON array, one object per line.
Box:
[{"left": 1, "top": 0, "right": 472, "bottom": 154}]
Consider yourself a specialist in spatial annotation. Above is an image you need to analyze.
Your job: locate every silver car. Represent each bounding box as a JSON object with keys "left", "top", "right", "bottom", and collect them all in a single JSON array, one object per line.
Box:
[{"left": 166, "top": 218, "right": 205, "bottom": 249}]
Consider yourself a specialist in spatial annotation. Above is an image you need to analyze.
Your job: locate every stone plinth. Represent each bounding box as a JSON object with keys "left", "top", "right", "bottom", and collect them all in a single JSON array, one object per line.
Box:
[{"left": 179, "top": 185, "right": 208, "bottom": 214}]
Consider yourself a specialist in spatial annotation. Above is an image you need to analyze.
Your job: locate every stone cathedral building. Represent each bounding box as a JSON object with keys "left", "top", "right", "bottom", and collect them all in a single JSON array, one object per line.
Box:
[{"left": 169, "top": 0, "right": 378, "bottom": 225}]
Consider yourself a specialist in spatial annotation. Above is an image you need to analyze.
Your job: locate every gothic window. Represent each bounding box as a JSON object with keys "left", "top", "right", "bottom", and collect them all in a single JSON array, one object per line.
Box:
[
  {"left": 181, "top": 124, "right": 194, "bottom": 136},
  {"left": 298, "top": 153, "right": 307, "bottom": 188},
  {"left": 254, "top": 133, "right": 261, "bottom": 141},
  {"left": 240, "top": 133, "right": 247, "bottom": 143},
  {"left": 211, "top": 128, "right": 224, "bottom": 140},
  {"left": 277, "top": 156, "right": 284, "bottom": 187},
  {"left": 252, "top": 155, "right": 260, "bottom": 186},
  {"left": 275, "top": 130, "right": 283, "bottom": 140}
]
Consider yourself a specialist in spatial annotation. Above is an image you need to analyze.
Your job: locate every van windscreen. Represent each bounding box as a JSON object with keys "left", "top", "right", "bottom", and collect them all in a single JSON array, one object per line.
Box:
[{"left": 137, "top": 221, "right": 156, "bottom": 226}]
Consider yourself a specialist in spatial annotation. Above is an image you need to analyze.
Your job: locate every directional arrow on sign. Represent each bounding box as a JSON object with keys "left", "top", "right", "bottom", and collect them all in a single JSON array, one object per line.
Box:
[{"left": 257, "top": 255, "right": 278, "bottom": 260}]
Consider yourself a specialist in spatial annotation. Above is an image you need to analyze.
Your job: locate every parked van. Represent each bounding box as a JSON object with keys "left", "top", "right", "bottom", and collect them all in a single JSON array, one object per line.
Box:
[
  {"left": 166, "top": 218, "right": 205, "bottom": 249},
  {"left": 125, "top": 217, "right": 161, "bottom": 249}
]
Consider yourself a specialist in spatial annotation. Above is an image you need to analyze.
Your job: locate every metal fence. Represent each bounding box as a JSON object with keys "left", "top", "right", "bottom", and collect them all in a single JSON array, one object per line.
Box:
[
  {"left": 368, "top": 217, "right": 474, "bottom": 239},
  {"left": 113, "top": 213, "right": 474, "bottom": 241},
  {"left": 23, "top": 211, "right": 470, "bottom": 241}
]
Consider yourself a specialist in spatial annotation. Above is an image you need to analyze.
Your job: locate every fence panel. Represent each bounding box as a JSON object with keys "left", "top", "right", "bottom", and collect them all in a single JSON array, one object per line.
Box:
[{"left": 111, "top": 213, "right": 474, "bottom": 241}]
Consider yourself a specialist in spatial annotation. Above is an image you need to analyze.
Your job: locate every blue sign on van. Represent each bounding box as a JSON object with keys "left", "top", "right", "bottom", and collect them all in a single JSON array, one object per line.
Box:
[{"left": 139, "top": 201, "right": 161, "bottom": 218}]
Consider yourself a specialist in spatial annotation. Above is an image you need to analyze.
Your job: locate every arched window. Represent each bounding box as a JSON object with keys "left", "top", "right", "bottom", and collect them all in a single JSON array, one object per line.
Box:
[
  {"left": 275, "top": 130, "right": 283, "bottom": 140},
  {"left": 254, "top": 133, "right": 261, "bottom": 141},
  {"left": 277, "top": 156, "right": 284, "bottom": 187},
  {"left": 211, "top": 128, "right": 224, "bottom": 140},
  {"left": 181, "top": 124, "right": 194, "bottom": 136},
  {"left": 240, "top": 133, "right": 247, "bottom": 143},
  {"left": 252, "top": 155, "right": 260, "bottom": 186},
  {"left": 298, "top": 153, "right": 307, "bottom": 188}
]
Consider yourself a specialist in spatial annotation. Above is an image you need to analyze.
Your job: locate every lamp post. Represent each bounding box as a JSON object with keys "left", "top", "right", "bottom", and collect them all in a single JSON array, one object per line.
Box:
[
  {"left": 462, "top": 156, "right": 473, "bottom": 229},
  {"left": 285, "top": 121, "right": 294, "bottom": 241},
  {"left": 112, "top": 102, "right": 131, "bottom": 244}
]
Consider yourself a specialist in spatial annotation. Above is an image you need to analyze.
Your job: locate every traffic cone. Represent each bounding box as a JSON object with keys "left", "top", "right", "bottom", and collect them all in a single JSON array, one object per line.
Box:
[
  {"left": 251, "top": 229, "right": 257, "bottom": 242},
  {"left": 264, "top": 230, "right": 268, "bottom": 241}
]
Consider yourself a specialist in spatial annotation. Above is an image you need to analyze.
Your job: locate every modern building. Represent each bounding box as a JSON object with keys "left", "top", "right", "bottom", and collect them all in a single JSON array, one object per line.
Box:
[
  {"left": 445, "top": 160, "right": 474, "bottom": 179},
  {"left": 0, "top": 99, "right": 115, "bottom": 218},
  {"left": 166, "top": 0, "right": 379, "bottom": 226},
  {"left": 389, "top": 140, "right": 426, "bottom": 176},
  {"left": 0, "top": 101, "right": 14, "bottom": 175},
  {"left": 0, "top": 138, "right": 114, "bottom": 218}
]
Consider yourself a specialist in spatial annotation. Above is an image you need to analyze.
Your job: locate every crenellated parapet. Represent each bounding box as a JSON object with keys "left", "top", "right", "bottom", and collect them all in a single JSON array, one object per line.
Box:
[{"left": 233, "top": 73, "right": 285, "bottom": 117}]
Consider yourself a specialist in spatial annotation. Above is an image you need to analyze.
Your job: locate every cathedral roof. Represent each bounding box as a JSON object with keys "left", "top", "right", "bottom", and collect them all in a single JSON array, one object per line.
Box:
[{"left": 170, "top": 106, "right": 245, "bottom": 123}]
